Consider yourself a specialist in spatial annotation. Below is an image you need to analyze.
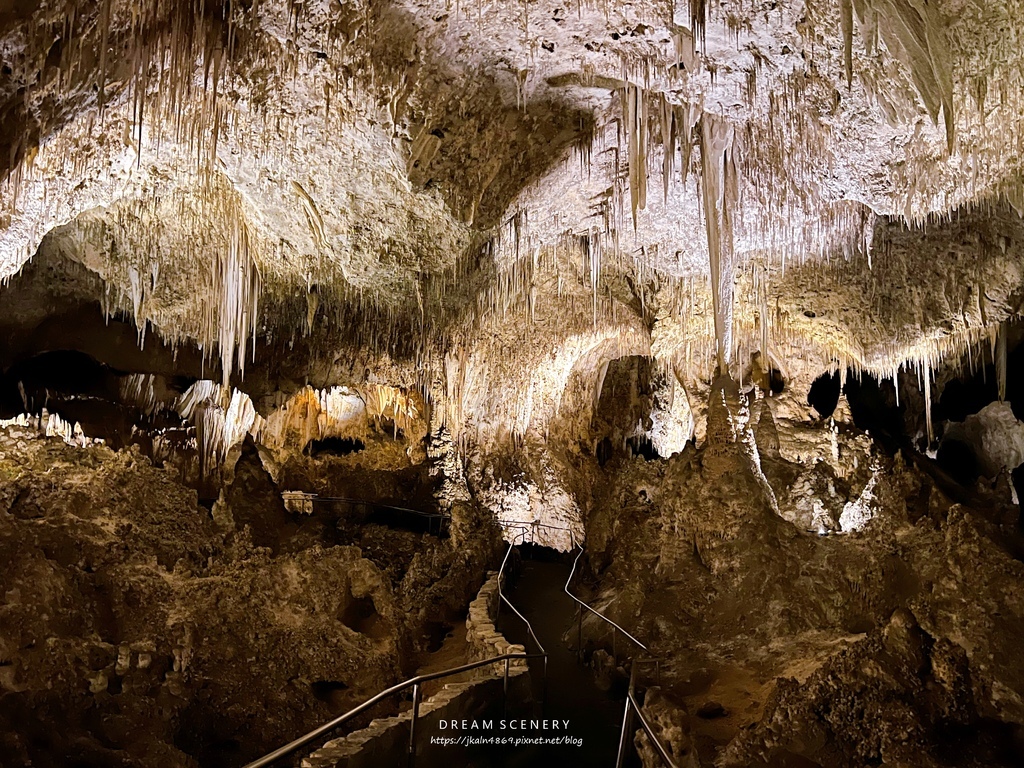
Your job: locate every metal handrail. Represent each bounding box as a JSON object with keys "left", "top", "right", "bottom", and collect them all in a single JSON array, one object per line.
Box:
[
  {"left": 314, "top": 495, "right": 449, "bottom": 522},
  {"left": 242, "top": 652, "right": 545, "bottom": 768},
  {"left": 561, "top": 544, "right": 675, "bottom": 768},
  {"left": 495, "top": 518, "right": 576, "bottom": 542},
  {"left": 497, "top": 530, "right": 547, "bottom": 657},
  {"left": 492, "top": 521, "right": 675, "bottom": 767},
  {"left": 628, "top": 687, "right": 679, "bottom": 767},
  {"left": 243, "top": 537, "right": 547, "bottom": 768},
  {"left": 495, "top": 528, "right": 549, "bottom": 703},
  {"left": 616, "top": 662, "right": 679, "bottom": 768},
  {"left": 565, "top": 544, "right": 648, "bottom": 654},
  {"left": 494, "top": 525, "right": 647, "bottom": 656}
]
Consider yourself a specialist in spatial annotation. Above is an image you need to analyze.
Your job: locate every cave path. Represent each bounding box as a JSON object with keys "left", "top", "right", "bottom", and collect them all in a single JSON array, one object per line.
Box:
[{"left": 481, "top": 552, "right": 635, "bottom": 768}]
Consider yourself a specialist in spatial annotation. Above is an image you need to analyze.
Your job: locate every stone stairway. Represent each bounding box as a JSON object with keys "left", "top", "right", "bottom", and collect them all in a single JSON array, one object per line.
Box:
[{"left": 300, "top": 571, "right": 530, "bottom": 768}]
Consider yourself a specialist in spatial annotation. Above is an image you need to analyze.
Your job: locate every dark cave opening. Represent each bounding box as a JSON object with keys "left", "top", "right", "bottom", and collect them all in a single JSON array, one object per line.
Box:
[
  {"left": 626, "top": 434, "right": 660, "bottom": 461},
  {"left": 305, "top": 436, "right": 366, "bottom": 457},
  {"left": 590, "top": 355, "right": 661, "bottom": 465},
  {"left": 767, "top": 367, "right": 786, "bottom": 395},
  {"left": 339, "top": 595, "right": 379, "bottom": 636},
  {"left": 935, "top": 369, "right": 1000, "bottom": 424},
  {"left": 374, "top": 416, "right": 405, "bottom": 440},
  {"left": 0, "top": 350, "right": 190, "bottom": 449},
  {"left": 937, "top": 439, "right": 982, "bottom": 487},
  {"left": 933, "top": 329, "right": 1024, "bottom": 424},
  {"left": 310, "top": 680, "right": 350, "bottom": 708},
  {"left": 422, "top": 621, "right": 450, "bottom": 653},
  {"left": 0, "top": 349, "right": 115, "bottom": 417},
  {"left": 843, "top": 373, "right": 905, "bottom": 446},
  {"left": 807, "top": 371, "right": 841, "bottom": 419}
]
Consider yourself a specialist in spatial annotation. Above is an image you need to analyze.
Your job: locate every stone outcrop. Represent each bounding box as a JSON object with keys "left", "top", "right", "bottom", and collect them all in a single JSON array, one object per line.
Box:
[
  {"left": 301, "top": 570, "right": 529, "bottom": 768},
  {"left": 0, "top": 427, "right": 496, "bottom": 766},
  {"left": 579, "top": 377, "right": 1024, "bottom": 766}
]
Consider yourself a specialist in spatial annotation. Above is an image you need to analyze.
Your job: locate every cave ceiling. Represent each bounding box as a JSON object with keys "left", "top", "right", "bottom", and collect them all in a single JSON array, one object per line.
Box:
[{"left": 1, "top": 0, "right": 1024, "bottom": 413}]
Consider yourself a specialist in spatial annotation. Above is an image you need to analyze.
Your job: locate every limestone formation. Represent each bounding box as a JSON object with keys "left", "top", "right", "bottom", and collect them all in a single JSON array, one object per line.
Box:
[{"left": 2, "top": 0, "right": 1024, "bottom": 766}]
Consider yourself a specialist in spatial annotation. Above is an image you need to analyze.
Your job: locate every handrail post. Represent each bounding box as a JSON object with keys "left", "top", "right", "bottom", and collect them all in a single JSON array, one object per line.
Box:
[
  {"left": 503, "top": 657, "right": 510, "bottom": 718},
  {"left": 616, "top": 662, "right": 638, "bottom": 768},
  {"left": 615, "top": 699, "right": 634, "bottom": 767},
  {"left": 408, "top": 682, "right": 421, "bottom": 768},
  {"left": 542, "top": 654, "right": 548, "bottom": 710},
  {"left": 577, "top": 603, "right": 583, "bottom": 661}
]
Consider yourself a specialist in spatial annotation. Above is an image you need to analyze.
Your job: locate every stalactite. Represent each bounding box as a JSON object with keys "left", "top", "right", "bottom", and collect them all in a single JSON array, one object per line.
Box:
[
  {"left": 841, "top": 0, "right": 854, "bottom": 89},
  {"left": 922, "top": 360, "right": 933, "bottom": 446},
  {"left": 851, "top": 0, "right": 956, "bottom": 152},
  {"left": 621, "top": 84, "right": 648, "bottom": 229},
  {"left": 661, "top": 95, "right": 675, "bottom": 203},
  {"left": 292, "top": 180, "right": 329, "bottom": 252},
  {"left": 690, "top": 0, "right": 708, "bottom": 52},
  {"left": 699, "top": 113, "right": 739, "bottom": 376}
]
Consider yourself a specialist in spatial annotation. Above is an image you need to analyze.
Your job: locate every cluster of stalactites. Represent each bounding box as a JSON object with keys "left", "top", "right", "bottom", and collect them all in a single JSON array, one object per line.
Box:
[
  {"left": 841, "top": 0, "right": 955, "bottom": 152},
  {"left": 614, "top": 83, "right": 746, "bottom": 375},
  {"left": 80, "top": 177, "right": 264, "bottom": 388},
  {"left": 810, "top": 317, "right": 1019, "bottom": 449},
  {"left": 171, "top": 379, "right": 260, "bottom": 478},
  {"left": 4, "top": 0, "right": 240, "bottom": 200}
]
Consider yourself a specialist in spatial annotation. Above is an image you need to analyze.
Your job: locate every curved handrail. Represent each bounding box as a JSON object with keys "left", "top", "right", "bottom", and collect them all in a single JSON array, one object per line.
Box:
[
  {"left": 564, "top": 544, "right": 648, "bottom": 653},
  {"left": 497, "top": 528, "right": 546, "bottom": 657},
  {"left": 494, "top": 524, "right": 646, "bottom": 653},
  {"left": 492, "top": 523, "right": 673, "bottom": 767},
  {"left": 243, "top": 536, "right": 547, "bottom": 768},
  {"left": 242, "top": 652, "right": 545, "bottom": 768}
]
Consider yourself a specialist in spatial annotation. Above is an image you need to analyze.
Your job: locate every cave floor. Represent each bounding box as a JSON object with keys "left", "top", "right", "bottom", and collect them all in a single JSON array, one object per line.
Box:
[{"left": 490, "top": 556, "right": 635, "bottom": 768}]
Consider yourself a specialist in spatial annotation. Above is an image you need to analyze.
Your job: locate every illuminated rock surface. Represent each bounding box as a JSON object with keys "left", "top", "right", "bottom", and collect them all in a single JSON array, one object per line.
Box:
[{"left": 2, "top": 0, "right": 1024, "bottom": 765}]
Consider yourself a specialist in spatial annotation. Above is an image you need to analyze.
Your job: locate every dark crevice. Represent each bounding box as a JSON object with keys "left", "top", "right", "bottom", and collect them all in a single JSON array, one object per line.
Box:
[
  {"left": 808, "top": 371, "right": 841, "bottom": 419},
  {"left": 843, "top": 373, "right": 905, "bottom": 449},
  {"left": 935, "top": 439, "right": 981, "bottom": 487},
  {"left": 304, "top": 436, "right": 366, "bottom": 457},
  {"left": 310, "top": 680, "right": 349, "bottom": 704},
  {"left": 626, "top": 435, "right": 660, "bottom": 461}
]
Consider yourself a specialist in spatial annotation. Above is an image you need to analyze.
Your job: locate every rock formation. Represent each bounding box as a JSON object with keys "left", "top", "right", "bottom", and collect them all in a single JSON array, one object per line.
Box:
[{"left": 2, "top": 0, "right": 1024, "bottom": 765}]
